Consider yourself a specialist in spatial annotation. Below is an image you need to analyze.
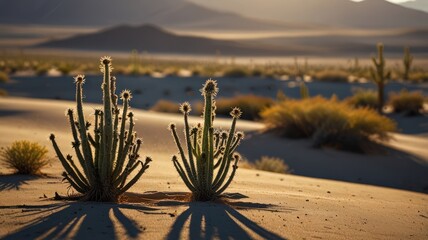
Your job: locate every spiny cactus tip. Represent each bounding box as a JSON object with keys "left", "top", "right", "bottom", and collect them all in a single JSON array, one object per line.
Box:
[
  {"left": 49, "top": 134, "right": 55, "bottom": 140},
  {"left": 201, "top": 79, "right": 218, "bottom": 96},
  {"left": 73, "top": 74, "right": 85, "bottom": 84},
  {"left": 100, "top": 56, "right": 112, "bottom": 65},
  {"left": 120, "top": 89, "right": 132, "bottom": 100},
  {"left": 169, "top": 123, "right": 176, "bottom": 130},
  {"left": 179, "top": 102, "right": 191, "bottom": 114},
  {"left": 230, "top": 107, "right": 242, "bottom": 119}
]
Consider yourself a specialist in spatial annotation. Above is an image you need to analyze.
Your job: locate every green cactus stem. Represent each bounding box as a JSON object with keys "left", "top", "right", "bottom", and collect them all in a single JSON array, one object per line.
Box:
[
  {"left": 50, "top": 56, "right": 151, "bottom": 202},
  {"left": 370, "top": 43, "right": 390, "bottom": 114},
  {"left": 169, "top": 79, "right": 244, "bottom": 201},
  {"left": 403, "top": 46, "right": 413, "bottom": 81}
]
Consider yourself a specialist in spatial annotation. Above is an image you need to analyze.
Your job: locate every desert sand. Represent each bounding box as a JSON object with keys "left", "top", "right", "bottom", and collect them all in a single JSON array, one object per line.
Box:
[{"left": 0, "top": 97, "right": 427, "bottom": 240}]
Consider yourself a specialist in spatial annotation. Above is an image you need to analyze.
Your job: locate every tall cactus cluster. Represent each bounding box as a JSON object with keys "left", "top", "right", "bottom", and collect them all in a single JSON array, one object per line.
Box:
[
  {"left": 50, "top": 56, "right": 151, "bottom": 202},
  {"left": 403, "top": 46, "right": 413, "bottom": 81},
  {"left": 370, "top": 43, "right": 390, "bottom": 114},
  {"left": 169, "top": 79, "right": 244, "bottom": 201}
]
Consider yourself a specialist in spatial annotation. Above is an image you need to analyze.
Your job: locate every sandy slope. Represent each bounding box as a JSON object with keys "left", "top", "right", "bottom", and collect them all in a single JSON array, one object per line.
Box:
[{"left": 0, "top": 97, "right": 427, "bottom": 240}]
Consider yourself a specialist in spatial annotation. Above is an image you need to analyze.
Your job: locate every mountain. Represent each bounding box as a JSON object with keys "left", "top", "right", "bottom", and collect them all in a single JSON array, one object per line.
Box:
[
  {"left": 0, "top": 0, "right": 298, "bottom": 31},
  {"left": 36, "top": 25, "right": 293, "bottom": 56},
  {"left": 188, "top": 0, "right": 428, "bottom": 29},
  {"left": 400, "top": 0, "right": 428, "bottom": 13}
]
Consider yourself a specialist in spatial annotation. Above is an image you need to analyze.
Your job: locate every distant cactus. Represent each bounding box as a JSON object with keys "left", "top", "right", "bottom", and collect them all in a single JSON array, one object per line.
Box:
[
  {"left": 370, "top": 43, "right": 390, "bottom": 114},
  {"left": 50, "top": 56, "right": 151, "bottom": 202},
  {"left": 169, "top": 79, "right": 244, "bottom": 201},
  {"left": 403, "top": 46, "right": 413, "bottom": 81},
  {"left": 299, "top": 82, "right": 309, "bottom": 99}
]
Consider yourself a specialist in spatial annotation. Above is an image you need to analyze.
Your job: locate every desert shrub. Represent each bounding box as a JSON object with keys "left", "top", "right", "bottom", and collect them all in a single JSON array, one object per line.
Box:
[
  {"left": 1, "top": 141, "right": 49, "bottom": 174},
  {"left": 223, "top": 67, "right": 249, "bottom": 78},
  {"left": 408, "top": 71, "right": 428, "bottom": 82},
  {"left": 254, "top": 156, "right": 290, "bottom": 174},
  {"left": 313, "top": 69, "right": 349, "bottom": 82},
  {"left": 0, "top": 89, "right": 7, "bottom": 96},
  {"left": 0, "top": 71, "right": 9, "bottom": 83},
  {"left": 389, "top": 90, "right": 425, "bottom": 115},
  {"left": 216, "top": 95, "right": 275, "bottom": 121},
  {"left": 151, "top": 100, "right": 180, "bottom": 113},
  {"left": 346, "top": 89, "right": 379, "bottom": 109},
  {"left": 261, "top": 97, "right": 396, "bottom": 152}
]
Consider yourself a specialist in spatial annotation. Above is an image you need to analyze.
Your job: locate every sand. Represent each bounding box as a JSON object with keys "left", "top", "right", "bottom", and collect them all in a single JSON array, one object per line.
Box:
[{"left": 0, "top": 97, "right": 427, "bottom": 240}]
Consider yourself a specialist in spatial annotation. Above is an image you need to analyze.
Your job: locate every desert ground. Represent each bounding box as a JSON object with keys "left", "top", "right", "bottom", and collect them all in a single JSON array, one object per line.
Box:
[{"left": 0, "top": 96, "right": 427, "bottom": 240}]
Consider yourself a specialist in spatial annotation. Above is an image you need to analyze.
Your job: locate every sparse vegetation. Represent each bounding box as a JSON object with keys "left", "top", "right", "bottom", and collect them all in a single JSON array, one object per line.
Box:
[
  {"left": 169, "top": 80, "right": 244, "bottom": 201},
  {"left": 346, "top": 89, "right": 379, "bottom": 110},
  {"left": 254, "top": 156, "right": 290, "bottom": 174},
  {"left": 0, "top": 71, "right": 9, "bottom": 83},
  {"left": 313, "top": 69, "right": 349, "bottom": 82},
  {"left": 261, "top": 96, "right": 396, "bottom": 152},
  {"left": 215, "top": 95, "right": 274, "bottom": 120},
  {"left": 389, "top": 90, "right": 425, "bottom": 115},
  {"left": 151, "top": 100, "right": 180, "bottom": 114},
  {"left": 50, "top": 57, "right": 151, "bottom": 202},
  {"left": 1, "top": 140, "right": 49, "bottom": 175},
  {"left": 0, "top": 89, "right": 7, "bottom": 96}
]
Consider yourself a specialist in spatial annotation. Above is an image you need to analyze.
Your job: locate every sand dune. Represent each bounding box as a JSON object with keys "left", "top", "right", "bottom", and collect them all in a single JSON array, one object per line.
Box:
[{"left": 0, "top": 97, "right": 427, "bottom": 239}]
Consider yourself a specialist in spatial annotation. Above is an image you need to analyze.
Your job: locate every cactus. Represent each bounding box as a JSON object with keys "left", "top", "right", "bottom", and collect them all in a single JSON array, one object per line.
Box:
[
  {"left": 370, "top": 43, "right": 390, "bottom": 114},
  {"left": 299, "top": 82, "right": 309, "bottom": 99},
  {"left": 49, "top": 56, "right": 151, "bottom": 202},
  {"left": 403, "top": 46, "right": 413, "bottom": 81},
  {"left": 169, "top": 79, "right": 244, "bottom": 201}
]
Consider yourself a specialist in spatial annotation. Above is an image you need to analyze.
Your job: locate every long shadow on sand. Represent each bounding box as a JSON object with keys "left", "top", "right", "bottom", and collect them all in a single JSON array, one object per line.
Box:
[
  {"left": 0, "top": 174, "right": 38, "bottom": 191},
  {"left": 239, "top": 131, "right": 428, "bottom": 193},
  {"left": 166, "top": 202, "right": 288, "bottom": 240},
  {"left": 1, "top": 202, "right": 158, "bottom": 240}
]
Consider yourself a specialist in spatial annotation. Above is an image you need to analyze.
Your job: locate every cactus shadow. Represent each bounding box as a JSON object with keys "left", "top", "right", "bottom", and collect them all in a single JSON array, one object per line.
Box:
[
  {"left": 0, "top": 174, "right": 38, "bottom": 191},
  {"left": 166, "top": 202, "right": 288, "bottom": 240},
  {"left": 1, "top": 202, "right": 158, "bottom": 240}
]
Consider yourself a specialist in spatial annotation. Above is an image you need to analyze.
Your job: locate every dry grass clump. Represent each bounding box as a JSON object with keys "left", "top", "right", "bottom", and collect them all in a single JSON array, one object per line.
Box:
[
  {"left": 254, "top": 156, "right": 290, "bottom": 174},
  {"left": 261, "top": 97, "right": 396, "bottom": 152},
  {"left": 150, "top": 100, "right": 180, "bottom": 114},
  {"left": 346, "top": 89, "right": 379, "bottom": 109},
  {"left": 215, "top": 95, "right": 275, "bottom": 120},
  {"left": 239, "top": 156, "right": 290, "bottom": 174},
  {"left": 1, "top": 141, "right": 49, "bottom": 174},
  {"left": 222, "top": 67, "right": 249, "bottom": 78},
  {"left": 389, "top": 90, "right": 425, "bottom": 115},
  {"left": 0, "top": 89, "right": 7, "bottom": 96},
  {"left": 0, "top": 71, "right": 9, "bottom": 83},
  {"left": 313, "top": 69, "right": 349, "bottom": 82}
]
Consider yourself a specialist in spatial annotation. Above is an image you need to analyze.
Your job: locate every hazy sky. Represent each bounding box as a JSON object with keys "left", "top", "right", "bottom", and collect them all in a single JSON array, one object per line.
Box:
[{"left": 352, "top": 0, "right": 413, "bottom": 2}]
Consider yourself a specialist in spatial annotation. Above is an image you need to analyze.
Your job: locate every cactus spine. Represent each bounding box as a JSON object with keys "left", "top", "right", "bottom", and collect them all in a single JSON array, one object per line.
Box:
[
  {"left": 370, "top": 43, "right": 390, "bottom": 114},
  {"left": 50, "top": 56, "right": 151, "bottom": 202},
  {"left": 403, "top": 46, "right": 413, "bottom": 81},
  {"left": 169, "top": 79, "right": 244, "bottom": 201}
]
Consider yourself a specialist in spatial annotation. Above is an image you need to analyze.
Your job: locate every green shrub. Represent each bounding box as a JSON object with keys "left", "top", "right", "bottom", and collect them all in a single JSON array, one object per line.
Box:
[
  {"left": 389, "top": 90, "right": 425, "bottom": 115},
  {"left": 408, "top": 71, "right": 428, "bottom": 82},
  {"left": 261, "top": 97, "right": 396, "bottom": 152},
  {"left": 1, "top": 141, "right": 49, "bottom": 174},
  {"left": 346, "top": 89, "right": 379, "bottom": 109},
  {"left": 254, "top": 156, "right": 290, "bottom": 174},
  {"left": 0, "top": 71, "right": 9, "bottom": 83},
  {"left": 151, "top": 100, "right": 180, "bottom": 114}
]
